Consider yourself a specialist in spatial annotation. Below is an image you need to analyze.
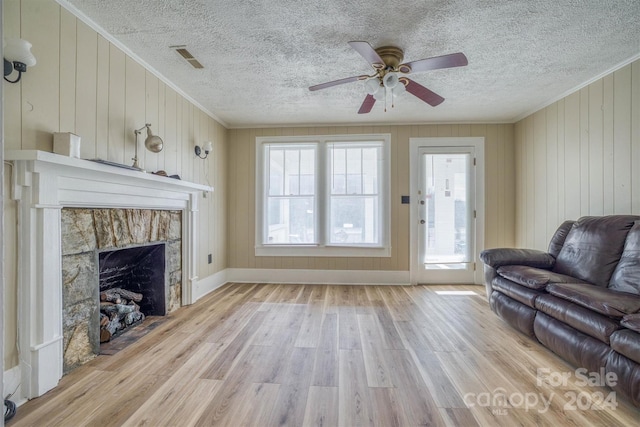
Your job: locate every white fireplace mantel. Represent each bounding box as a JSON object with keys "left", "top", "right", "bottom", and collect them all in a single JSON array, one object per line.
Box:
[{"left": 6, "top": 150, "right": 212, "bottom": 399}]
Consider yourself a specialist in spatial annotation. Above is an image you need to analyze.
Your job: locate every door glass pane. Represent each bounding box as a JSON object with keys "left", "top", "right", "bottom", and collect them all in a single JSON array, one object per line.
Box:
[{"left": 423, "top": 153, "right": 470, "bottom": 264}]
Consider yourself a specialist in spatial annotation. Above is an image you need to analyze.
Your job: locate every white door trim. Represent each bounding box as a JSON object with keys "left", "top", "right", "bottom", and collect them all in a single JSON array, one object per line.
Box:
[{"left": 409, "top": 137, "right": 485, "bottom": 285}]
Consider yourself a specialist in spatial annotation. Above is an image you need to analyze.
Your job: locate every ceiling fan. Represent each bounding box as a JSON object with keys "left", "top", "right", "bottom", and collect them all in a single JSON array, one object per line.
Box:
[{"left": 309, "top": 41, "right": 468, "bottom": 114}]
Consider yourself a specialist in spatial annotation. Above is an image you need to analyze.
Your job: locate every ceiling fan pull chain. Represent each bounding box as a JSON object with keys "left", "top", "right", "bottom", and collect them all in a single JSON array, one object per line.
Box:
[{"left": 384, "top": 88, "right": 388, "bottom": 112}]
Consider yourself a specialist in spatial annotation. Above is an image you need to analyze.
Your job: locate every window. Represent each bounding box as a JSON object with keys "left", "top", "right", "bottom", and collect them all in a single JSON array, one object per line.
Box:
[
  {"left": 329, "top": 143, "right": 381, "bottom": 245},
  {"left": 256, "top": 134, "right": 391, "bottom": 257},
  {"left": 265, "top": 144, "right": 316, "bottom": 244}
]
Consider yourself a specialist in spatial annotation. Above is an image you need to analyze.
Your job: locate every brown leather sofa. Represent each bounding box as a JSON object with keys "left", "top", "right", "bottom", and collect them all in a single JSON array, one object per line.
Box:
[{"left": 480, "top": 215, "right": 640, "bottom": 407}]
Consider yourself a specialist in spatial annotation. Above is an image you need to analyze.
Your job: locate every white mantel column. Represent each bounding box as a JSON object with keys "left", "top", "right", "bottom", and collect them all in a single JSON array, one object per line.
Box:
[
  {"left": 15, "top": 164, "right": 64, "bottom": 398},
  {"left": 183, "top": 192, "right": 199, "bottom": 306}
]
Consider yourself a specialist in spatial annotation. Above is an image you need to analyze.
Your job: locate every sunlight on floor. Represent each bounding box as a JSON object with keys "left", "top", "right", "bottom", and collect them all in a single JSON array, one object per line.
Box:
[{"left": 434, "top": 290, "right": 478, "bottom": 296}]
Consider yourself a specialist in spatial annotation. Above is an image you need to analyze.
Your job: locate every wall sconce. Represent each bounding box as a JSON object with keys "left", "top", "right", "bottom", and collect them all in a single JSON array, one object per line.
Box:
[
  {"left": 195, "top": 141, "right": 213, "bottom": 159},
  {"left": 4, "top": 38, "right": 37, "bottom": 83},
  {"left": 132, "top": 124, "right": 163, "bottom": 169}
]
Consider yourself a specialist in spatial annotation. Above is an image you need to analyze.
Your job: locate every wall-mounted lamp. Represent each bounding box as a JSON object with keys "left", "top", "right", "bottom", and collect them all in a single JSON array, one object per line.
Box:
[
  {"left": 4, "top": 38, "right": 37, "bottom": 83},
  {"left": 132, "top": 124, "right": 163, "bottom": 169},
  {"left": 195, "top": 141, "right": 213, "bottom": 159}
]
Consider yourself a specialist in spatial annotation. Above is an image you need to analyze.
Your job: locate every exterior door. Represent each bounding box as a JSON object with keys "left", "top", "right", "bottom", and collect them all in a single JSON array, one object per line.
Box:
[{"left": 410, "top": 138, "right": 484, "bottom": 284}]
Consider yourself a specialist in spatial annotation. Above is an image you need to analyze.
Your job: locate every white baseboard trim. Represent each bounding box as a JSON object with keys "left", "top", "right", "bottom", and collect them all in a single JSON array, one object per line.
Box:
[
  {"left": 192, "top": 268, "right": 411, "bottom": 302},
  {"left": 225, "top": 268, "right": 410, "bottom": 285},
  {"left": 193, "top": 269, "right": 229, "bottom": 301},
  {"left": 4, "top": 364, "right": 26, "bottom": 407}
]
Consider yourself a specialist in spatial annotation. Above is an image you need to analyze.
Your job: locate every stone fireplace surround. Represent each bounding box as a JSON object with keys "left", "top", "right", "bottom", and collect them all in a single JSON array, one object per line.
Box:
[
  {"left": 7, "top": 150, "right": 212, "bottom": 400},
  {"left": 62, "top": 208, "right": 182, "bottom": 373}
]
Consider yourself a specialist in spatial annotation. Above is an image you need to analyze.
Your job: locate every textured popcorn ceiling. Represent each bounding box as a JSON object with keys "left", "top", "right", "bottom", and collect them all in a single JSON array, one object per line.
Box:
[{"left": 64, "top": 0, "right": 640, "bottom": 128}]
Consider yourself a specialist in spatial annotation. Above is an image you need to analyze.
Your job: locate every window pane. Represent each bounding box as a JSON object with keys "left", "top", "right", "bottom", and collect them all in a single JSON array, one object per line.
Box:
[
  {"left": 267, "top": 197, "right": 315, "bottom": 244},
  {"left": 362, "top": 147, "right": 378, "bottom": 194},
  {"left": 268, "top": 149, "right": 284, "bottom": 196},
  {"left": 285, "top": 150, "right": 300, "bottom": 195},
  {"left": 346, "top": 148, "right": 362, "bottom": 194},
  {"left": 332, "top": 175, "right": 346, "bottom": 194},
  {"left": 346, "top": 174, "right": 361, "bottom": 195},
  {"left": 331, "top": 147, "right": 346, "bottom": 194},
  {"left": 330, "top": 146, "right": 381, "bottom": 195},
  {"left": 330, "top": 196, "right": 378, "bottom": 244},
  {"left": 299, "top": 149, "right": 315, "bottom": 195}
]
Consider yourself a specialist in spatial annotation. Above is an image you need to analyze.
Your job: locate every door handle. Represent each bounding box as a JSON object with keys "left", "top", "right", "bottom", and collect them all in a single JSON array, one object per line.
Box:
[{"left": 420, "top": 220, "right": 426, "bottom": 224}]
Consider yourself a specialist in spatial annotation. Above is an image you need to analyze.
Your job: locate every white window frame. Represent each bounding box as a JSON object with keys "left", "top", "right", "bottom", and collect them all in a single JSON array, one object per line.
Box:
[{"left": 256, "top": 134, "right": 391, "bottom": 257}]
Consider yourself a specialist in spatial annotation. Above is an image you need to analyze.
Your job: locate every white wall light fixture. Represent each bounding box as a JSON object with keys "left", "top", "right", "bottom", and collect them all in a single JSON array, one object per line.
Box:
[
  {"left": 195, "top": 141, "right": 213, "bottom": 159},
  {"left": 3, "top": 38, "right": 37, "bottom": 83}
]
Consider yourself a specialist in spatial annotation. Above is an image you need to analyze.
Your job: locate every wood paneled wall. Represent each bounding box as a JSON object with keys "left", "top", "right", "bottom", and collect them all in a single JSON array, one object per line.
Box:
[
  {"left": 3, "top": 0, "right": 228, "bottom": 368},
  {"left": 228, "top": 124, "right": 516, "bottom": 271},
  {"left": 514, "top": 59, "right": 640, "bottom": 250}
]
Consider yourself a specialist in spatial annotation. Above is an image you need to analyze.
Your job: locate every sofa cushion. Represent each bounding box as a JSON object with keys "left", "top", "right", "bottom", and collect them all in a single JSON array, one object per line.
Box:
[
  {"left": 497, "top": 265, "right": 589, "bottom": 290},
  {"left": 609, "top": 221, "right": 640, "bottom": 295},
  {"left": 547, "top": 283, "right": 640, "bottom": 318},
  {"left": 553, "top": 215, "right": 640, "bottom": 287},
  {"left": 535, "top": 294, "right": 620, "bottom": 344},
  {"left": 605, "top": 352, "right": 640, "bottom": 407},
  {"left": 621, "top": 313, "right": 640, "bottom": 333},
  {"left": 610, "top": 330, "right": 640, "bottom": 364},
  {"left": 490, "top": 291, "right": 537, "bottom": 337},
  {"left": 548, "top": 220, "right": 575, "bottom": 258},
  {"left": 534, "top": 313, "right": 613, "bottom": 374},
  {"left": 491, "top": 276, "right": 546, "bottom": 307}
]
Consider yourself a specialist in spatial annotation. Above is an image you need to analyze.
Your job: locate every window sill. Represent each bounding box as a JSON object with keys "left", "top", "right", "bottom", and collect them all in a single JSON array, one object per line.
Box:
[{"left": 255, "top": 245, "right": 391, "bottom": 257}]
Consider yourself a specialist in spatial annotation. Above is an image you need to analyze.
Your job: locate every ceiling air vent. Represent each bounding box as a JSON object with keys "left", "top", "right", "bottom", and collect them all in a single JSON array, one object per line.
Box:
[{"left": 170, "top": 45, "right": 204, "bottom": 69}]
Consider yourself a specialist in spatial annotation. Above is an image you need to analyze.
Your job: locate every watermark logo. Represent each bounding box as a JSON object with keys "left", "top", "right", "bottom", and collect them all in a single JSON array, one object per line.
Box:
[
  {"left": 463, "top": 388, "right": 553, "bottom": 414},
  {"left": 463, "top": 368, "right": 618, "bottom": 415},
  {"left": 536, "top": 367, "right": 617, "bottom": 388}
]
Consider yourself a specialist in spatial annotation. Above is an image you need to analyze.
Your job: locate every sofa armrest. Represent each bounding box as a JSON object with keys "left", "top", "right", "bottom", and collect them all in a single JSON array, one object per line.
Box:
[{"left": 479, "top": 248, "right": 555, "bottom": 270}]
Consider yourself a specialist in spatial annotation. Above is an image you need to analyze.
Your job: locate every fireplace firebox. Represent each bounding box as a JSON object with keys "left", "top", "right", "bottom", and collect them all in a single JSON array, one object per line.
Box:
[
  {"left": 99, "top": 243, "right": 167, "bottom": 316},
  {"left": 98, "top": 243, "right": 167, "bottom": 342}
]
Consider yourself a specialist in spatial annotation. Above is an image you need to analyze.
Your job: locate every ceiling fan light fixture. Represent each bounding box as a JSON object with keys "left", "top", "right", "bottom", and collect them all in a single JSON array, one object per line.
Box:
[
  {"left": 383, "top": 72, "right": 399, "bottom": 89},
  {"left": 392, "top": 83, "right": 406, "bottom": 98},
  {"left": 373, "top": 89, "right": 385, "bottom": 101},
  {"left": 365, "top": 78, "right": 381, "bottom": 95}
]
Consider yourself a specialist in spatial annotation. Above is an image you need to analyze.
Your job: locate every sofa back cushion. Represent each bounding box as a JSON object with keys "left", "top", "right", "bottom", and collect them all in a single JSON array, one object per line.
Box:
[
  {"left": 609, "top": 221, "right": 640, "bottom": 294},
  {"left": 553, "top": 215, "right": 640, "bottom": 287},
  {"left": 548, "top": 220, "right": 575, "bottom": 258}
]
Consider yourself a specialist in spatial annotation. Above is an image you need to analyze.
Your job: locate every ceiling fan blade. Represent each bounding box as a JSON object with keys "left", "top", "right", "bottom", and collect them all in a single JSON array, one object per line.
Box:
[
  {"left": 404, "top": 79, "right": 445, "bottom": 106},
  {"left": 401, "top": 52, "right": 468, "bottom": 74},
  {"left": 309, "top": 75, "right": 365, "bottom": 91},
  {"left": 357, "top": 94, "right": 376, "bottom": 114},
  {"left": 348, "top": 41, "right": 385, "bottom": 70}
]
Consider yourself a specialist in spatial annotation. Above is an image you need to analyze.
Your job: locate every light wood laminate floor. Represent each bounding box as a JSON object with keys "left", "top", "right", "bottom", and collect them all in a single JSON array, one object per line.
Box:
[{"left": 10, "top": 283, "right": 640, "bottom": 426}]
